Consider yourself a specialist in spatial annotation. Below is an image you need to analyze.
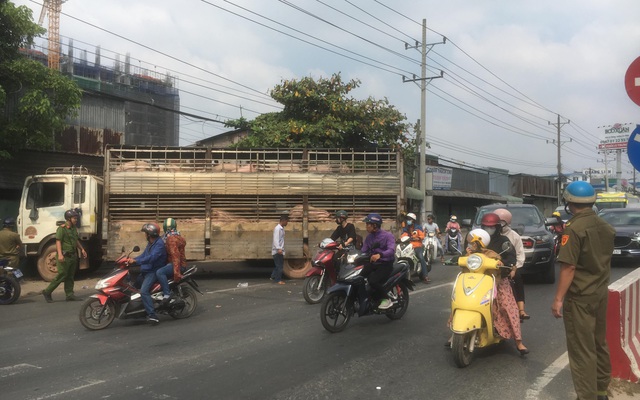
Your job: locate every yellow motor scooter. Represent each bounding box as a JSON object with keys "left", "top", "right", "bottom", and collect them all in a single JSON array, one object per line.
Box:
[{"left": 449, "top": 252, "right": 508, "bottom": 368}]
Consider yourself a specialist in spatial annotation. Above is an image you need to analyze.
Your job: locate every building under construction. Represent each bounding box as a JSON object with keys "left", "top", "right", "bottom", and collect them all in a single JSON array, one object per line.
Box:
[{"left": 21, "top": 43, "right": 180, "bottom": 154}]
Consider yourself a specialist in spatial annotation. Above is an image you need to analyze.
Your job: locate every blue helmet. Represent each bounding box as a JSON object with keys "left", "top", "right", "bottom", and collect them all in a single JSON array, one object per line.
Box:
[
  {"left": 363, "top": 213, "right": 383, "bottom": 226},
  {"left": 563, "top": 181, "right": 596, "bottom": 204}
]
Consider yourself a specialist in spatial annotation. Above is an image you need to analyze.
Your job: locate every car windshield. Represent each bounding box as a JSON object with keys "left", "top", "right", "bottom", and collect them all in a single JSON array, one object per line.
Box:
[
  {"left": 599, "top": 211, "right": 640, "bottom": 227},
  {"left": 475, "top": 207, "right": 543, "bottom": 227}
]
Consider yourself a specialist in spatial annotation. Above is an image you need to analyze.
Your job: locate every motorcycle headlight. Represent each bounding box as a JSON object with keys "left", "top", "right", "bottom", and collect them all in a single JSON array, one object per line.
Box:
[
  {"left": 347, "top": 253, "right": 359, "bottom": 264},
  {"left": 466, "top": 254, "right": 483, "bottom": 271},
  {"left": 95, "top": 279, "right": 110, "bottom": 290},
  {"left": 343, "top": 268, "right": 363, "bottom": 280}
]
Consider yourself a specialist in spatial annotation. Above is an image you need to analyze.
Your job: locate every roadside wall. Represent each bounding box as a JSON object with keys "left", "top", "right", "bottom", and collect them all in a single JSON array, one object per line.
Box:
[{"left": 608, "top": 268, "right": 640, "bottom": 382}]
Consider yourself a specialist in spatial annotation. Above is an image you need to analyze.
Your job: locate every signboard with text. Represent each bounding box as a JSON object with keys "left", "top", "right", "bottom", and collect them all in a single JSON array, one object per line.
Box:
[
  {"left": 426, "top": 166, "right": 452, "bottom": 190},
  {"left": 600, "top": 123, "right": 631, "bottom": 150}
]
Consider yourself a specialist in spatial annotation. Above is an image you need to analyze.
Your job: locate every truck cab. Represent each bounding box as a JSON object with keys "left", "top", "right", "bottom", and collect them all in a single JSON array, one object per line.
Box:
[{"left": 18, "top": 166, "right": 103, "bottom": 281}]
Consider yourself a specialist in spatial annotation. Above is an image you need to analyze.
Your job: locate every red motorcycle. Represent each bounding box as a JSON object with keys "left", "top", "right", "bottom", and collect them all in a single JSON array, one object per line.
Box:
[
  {"left": 79, "top": 246, "right": 202, "bottom": 330},
  {"left": 303, "top": 238, "right": 345, "bottom": 304}
]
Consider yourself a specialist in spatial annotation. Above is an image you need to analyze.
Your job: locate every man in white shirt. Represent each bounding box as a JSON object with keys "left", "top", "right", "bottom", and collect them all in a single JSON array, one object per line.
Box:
[{"left": 270, "top": 214, "right": 289, "bottom": 285}]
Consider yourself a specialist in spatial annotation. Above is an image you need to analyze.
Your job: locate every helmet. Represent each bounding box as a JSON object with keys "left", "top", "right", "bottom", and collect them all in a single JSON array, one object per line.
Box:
[
  {"left": 335, "top": 210, "right": 348, "bottom": 219},
  {"left": 3, "top": 217, "right": 16, "bottom": 227},
  {"left": 163, "top": 217, "right": 177, "bottom": 232},
  {"left": 563, "top": 181, "right": 596, "bottom": 204},
  {"left": 141, "top": 222, "right": 160, "bottom": 238},
  {"left": 64, "top": 209, "right": 79, "bottom": 221},
  {"left": 552, "top": 211, "right": 561, "bottom": 218},
  {"left": 467, "top": 228, "right": 490, "bottom": 248},
  {"left": 406, "top": 213, "right": 417, "bottom": 221},
  {"left": 450, "top": 215, "right": 457, "bottom": 221},
  {"left": 480, "top": 212, "right": 501, "bottom": 227},
  {"left": 363, "top": 213, "right": 383, "bottom": 226},
  {"left": 493, "top": 208, "right": 512, "bottom": 225}
]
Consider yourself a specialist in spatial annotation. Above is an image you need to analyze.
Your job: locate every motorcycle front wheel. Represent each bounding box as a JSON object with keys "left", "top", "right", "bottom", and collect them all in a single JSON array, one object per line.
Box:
[
  {"left": 452, "top": 331, "right": 476, "bottom": 368},
  {"left": 0, "top": 275, "right": 20, "bottom": 305},
  {"left": 320, "top": 291, "right": 353, "bottom": 333},
  {"left": 386, "top": 282, "right": 410, "bottom": 320},
  {"left": 169, "top": 286, "right": 198, "bottom": 319},
  {"left": 79, "top": 298, "right": 116, "bottom": 330},
  {"left": 303, "top": 275, "right": 327, "bottom": 304}
]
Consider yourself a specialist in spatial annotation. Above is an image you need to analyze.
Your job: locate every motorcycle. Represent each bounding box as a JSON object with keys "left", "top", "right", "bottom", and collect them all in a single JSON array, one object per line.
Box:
[
  {"left": 79, "top": 246, "right": 202, "bottom": 330},
  {"left": 445, "top": 228, "right": 463, "bottom": 255},
  {"left": 0, "top": 258, "right": 23, "bottom": 305},
  {"left": 449, "top": 251, "right": 511, "bottom": 367},
  {"left": 395, "top": 235, "right": 421, "bottom": 278},
  {"left": 423, "top": 230, "right": 439, "bottom": 265},
  {"left": 320, "top": 250, "right": 415, "bottom": 333},
  {"left": 303, "top": 238, "right": 345, "bottom": 304}
]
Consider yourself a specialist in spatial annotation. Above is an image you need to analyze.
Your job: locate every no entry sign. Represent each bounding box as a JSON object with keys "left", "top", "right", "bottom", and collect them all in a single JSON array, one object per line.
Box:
[{"left": 625, "top": 57, "right": 640, "bottom": 107}]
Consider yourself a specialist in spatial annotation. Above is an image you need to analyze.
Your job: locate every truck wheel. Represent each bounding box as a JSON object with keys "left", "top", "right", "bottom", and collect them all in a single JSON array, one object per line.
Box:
[
  {"left": 283, "top": 258, "right": 311, "bottom": 279},
  {"left": 37, "top": 244, "right": 59, "bottom": 282}
]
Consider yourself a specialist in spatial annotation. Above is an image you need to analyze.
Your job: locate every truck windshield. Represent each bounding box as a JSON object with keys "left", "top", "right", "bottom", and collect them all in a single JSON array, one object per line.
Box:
[{"left": 26, "top": 182, "right": 65, "bottom": 209}]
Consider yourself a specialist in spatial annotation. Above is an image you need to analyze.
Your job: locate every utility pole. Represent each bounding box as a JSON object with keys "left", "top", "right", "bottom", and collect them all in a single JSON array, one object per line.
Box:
[
  {"left": 547, "top": 114, "right": 571, "bottom": 205},
  {"left": 403, "top": 19, "right": 444, "bottom": 223},
  {"left": 598, "top": 152, "right": 611, "bottom": 191}
]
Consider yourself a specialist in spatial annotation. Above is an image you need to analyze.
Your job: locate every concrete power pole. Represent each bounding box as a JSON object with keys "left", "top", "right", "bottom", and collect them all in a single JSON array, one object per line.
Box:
[
  {"left": 403, "top": 19, "right": 444, "bottom": 223},
  {"left": 547, "top": 114, "right": 571, "bottom": 205}
]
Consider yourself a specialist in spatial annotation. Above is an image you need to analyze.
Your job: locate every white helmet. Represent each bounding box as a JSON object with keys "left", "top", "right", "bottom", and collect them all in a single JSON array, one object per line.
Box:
[
  {"left": 467, "top": 228, "right": 490, "bottom": 248},
  {"left": 406, "top": 213, "right": 417, "bottom": 221}
]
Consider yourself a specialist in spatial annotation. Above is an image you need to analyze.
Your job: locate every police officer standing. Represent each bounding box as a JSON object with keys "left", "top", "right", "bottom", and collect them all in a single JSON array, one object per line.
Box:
[
  {"left": 42, "top": 209, "right": 87, "bottom": 302},
  {"left": 551, "top": 181, "right": 614, "bottom": 400},
  {"left": 0, "top": 217, "right": 22, "bottom": 269}
]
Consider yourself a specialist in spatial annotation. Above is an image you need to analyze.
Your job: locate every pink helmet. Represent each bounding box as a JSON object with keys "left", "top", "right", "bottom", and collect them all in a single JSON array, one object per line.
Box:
[{"left": 493, "top": 208, "right": 512, "bottom": 225}]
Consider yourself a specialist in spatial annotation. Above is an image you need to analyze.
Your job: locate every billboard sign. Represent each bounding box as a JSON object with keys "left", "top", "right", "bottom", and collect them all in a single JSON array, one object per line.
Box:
[{"left": 426, "top": 166, "right": 452, "bottom": 190}]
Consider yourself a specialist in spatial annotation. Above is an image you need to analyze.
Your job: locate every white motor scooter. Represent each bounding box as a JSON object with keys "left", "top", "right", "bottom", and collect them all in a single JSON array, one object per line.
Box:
[{"left": 395, "top": 236, "right": 420, "bottom": 279}]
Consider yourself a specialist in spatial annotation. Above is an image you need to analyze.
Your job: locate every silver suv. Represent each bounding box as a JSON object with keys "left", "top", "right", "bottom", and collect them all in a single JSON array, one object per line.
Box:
[{"left": 463, "top": 204, "right": 556, "bottom": 283}]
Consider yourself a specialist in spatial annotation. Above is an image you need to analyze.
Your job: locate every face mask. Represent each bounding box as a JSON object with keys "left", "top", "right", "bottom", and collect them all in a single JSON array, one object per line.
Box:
[
  {"left": 406, "top": 220, "right": 413, "bottom": 225},
  {"left": 483, "top": 227, "right": 496, "bottom": 236}
]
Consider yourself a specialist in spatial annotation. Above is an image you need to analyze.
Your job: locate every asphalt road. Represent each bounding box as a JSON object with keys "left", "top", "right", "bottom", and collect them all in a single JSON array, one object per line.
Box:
[{"left": 1, "top": 260, "right": 638, "bottom": 400}]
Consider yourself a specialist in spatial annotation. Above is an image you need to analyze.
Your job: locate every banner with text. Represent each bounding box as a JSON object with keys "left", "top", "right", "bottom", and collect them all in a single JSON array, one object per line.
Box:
[{"left": 426, "top": 166, "right": 453, "bottom": 190}]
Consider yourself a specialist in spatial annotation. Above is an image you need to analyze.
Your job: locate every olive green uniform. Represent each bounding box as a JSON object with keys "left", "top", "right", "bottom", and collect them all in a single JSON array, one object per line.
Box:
[
  {"left": 44, "top": 223, "right": 80, "bottom": 299},
  {"left": 557, "top": 209, "right": 615, "bottom": 400},
  {"left": 0, "top": 228, "right": 22, "bottom": 269}
]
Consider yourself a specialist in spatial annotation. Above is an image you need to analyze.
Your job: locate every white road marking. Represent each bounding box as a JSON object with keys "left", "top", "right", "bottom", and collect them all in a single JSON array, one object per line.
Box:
[
  {"left": 0, "top": 363, "right": 41, "bottom": 378},
  {"left": 525, "top": 351, "right": 569, "bottom": 400},
  {"left": 412, "top": 281, "right": 453, "bottom": 294},
  {"left": 28, "top": 379, "right": 106, "bottom": 400}
]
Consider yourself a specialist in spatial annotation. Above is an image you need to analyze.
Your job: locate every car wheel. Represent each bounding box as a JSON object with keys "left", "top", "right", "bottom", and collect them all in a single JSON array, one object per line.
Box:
[{"left": 541, "top": 261, "right": 556, "bottom": 284}]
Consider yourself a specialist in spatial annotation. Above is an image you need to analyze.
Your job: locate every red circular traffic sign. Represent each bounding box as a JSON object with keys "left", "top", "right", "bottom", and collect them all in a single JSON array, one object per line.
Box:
[{"left": 625, "top": 56, "right": 640, "bottom": 107}]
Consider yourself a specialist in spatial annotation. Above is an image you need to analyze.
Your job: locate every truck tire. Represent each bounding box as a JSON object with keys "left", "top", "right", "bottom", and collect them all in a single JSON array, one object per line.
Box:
[
  {"left": 37, "top": 243, "right": 59, "bottom": 282},
  {"left": 283, "top": 258, "right": 311, "bottom": 279}
]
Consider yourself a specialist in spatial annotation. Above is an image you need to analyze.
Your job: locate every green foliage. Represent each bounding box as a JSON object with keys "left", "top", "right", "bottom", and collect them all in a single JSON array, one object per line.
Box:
[
  {"left": 226, "top": 73, "right": 412, "bottom": 151},
  {"left": 0, "top": 1, "right": 81, "bottom": 159}
]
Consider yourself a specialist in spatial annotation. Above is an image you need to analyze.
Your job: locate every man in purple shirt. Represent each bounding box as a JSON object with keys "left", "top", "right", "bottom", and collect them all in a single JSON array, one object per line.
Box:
[{"left": 361, "top": 213, "right": 396, "bottom": 310}]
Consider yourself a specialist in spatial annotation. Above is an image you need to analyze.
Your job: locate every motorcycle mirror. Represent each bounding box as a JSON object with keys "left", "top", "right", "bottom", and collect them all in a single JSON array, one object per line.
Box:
[
  {"left": 500, "top": 241, "right": 512, "bottom": 254},
  {"left": 132, "top": 245, "right": 140, "bottom": 252}
]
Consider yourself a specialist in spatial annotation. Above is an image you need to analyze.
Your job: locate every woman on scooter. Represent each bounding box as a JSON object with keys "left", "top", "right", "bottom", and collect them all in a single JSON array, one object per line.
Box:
[
  {"left": 361, "top": 213, "right": 396, "bottom": 310},
  {"left": 480, "top": 213, "right": 529, "bottom": 355},
  {"left": 493, "top": 208, "right": 530, "bottom": 321},
  {"left": 444, "top": 215, "right": 463, "bottom": 255},
  {"left": 401, "top": 213, "right": 429, "bottom": 283}
]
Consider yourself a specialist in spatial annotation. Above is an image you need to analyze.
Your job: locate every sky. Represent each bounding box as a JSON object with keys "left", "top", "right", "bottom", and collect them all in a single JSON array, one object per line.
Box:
[{"left": 12, "top": 0, "right": 640, "bottom": 178}]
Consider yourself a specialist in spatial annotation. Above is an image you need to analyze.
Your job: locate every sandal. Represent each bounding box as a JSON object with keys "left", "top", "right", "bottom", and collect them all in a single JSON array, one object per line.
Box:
[
  {"left": 422, "top": 277, "right": 431, "bottom": 284},
  {"left": 519, "top": 311, "right": 531, "bottom": 320}
]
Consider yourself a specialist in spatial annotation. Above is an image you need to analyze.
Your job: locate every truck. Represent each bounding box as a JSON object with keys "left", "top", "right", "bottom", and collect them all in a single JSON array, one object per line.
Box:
[
  {"left": 595, "top": 191, "right": 640, "bottom": 210},
  {"left": 18, "top": 146, "right": 406, "bottom": 281}
]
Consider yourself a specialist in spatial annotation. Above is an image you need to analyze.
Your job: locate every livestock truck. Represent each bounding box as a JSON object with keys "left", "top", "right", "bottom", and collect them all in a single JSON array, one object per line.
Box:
[{"left": 18, "top": 146, "right": 406, "bottom": 281}]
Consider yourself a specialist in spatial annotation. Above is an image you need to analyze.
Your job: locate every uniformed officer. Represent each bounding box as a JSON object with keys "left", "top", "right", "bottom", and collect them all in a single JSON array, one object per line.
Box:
[
  {"left": 42, "top": 209, "right": 87, "bottom": 302},
  {"left": 0, "top": 217, "right": 22, "bottom": 269},
  {"left": 551, "top": 181, "right": 614, "bottom": 400}
]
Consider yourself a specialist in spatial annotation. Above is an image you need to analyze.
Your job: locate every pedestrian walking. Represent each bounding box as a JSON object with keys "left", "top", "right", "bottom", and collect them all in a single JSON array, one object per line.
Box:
[
  {"left": 270, "top": 214, "right": 289, "bottom": 284},
  {"left": 42, "top": 209, "right": 86, "bottom": 302},
  {"left": 551, "top": 181, "right": 614, "bottom": 400}
]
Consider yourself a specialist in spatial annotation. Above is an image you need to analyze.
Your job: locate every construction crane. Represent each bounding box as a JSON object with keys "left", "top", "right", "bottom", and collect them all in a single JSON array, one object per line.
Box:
[{"left": 38, "top": 0, "right": 66, "bottom": 70}]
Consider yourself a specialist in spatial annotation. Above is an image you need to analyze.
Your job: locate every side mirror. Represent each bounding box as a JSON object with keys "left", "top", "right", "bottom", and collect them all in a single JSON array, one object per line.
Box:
[
  {"left": 133, "top": 245, "right": 140, "bottom": 252},
  {"left": 461, "top": 218, "right": 472, "bottom": 227},
  {"left": 501, "top": 241, "right": 512, "bottom": 253}
]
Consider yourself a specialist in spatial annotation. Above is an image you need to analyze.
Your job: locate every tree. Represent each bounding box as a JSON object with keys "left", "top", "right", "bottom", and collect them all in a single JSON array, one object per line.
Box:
[
  {"left": 226, "top": 73, "right": 412, "bottom": 150},
  {"left": 0, "top": 1, "right": 82, "bottom": 159}
]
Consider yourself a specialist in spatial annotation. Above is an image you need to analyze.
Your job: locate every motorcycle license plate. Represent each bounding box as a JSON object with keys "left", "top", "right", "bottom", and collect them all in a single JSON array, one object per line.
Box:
[
  {"left": 13, "top": 269, "right": 23, "bottom": 279},
  {"left": 612, "top": 249, "right": 621, "bottom": 255}
]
